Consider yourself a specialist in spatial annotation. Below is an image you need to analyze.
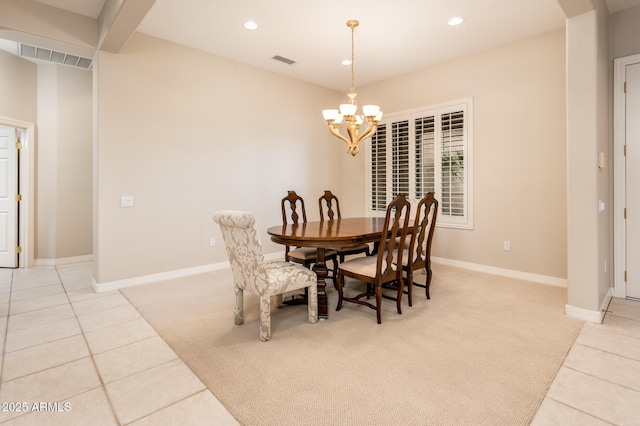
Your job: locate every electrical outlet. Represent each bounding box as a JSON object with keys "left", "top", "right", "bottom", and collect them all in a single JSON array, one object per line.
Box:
[
  {"left": 209, "top": 237, "right": 216, "bottom": 247},
  {"left": 503, "top": 241, "right": 511, "bottom": 251}
]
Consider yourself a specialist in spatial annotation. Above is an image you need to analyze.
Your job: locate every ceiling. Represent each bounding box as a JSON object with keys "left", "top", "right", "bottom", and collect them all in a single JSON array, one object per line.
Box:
[{"left": 22, "top": 0, "right": 640, "bottom": 91}]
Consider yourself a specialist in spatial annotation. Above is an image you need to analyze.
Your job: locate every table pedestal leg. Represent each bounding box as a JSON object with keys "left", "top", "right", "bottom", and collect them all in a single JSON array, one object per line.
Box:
[{"left": 312, "top": 248, "right": 329, "bottom": 320}]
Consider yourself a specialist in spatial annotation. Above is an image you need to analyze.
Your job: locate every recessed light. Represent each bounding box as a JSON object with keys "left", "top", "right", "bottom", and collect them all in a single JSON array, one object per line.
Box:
[
  {"left": 243, "top": 21, "right": 258, "bottom": 30},
  {"left": 341, "top": 59, "right": 352, "bottom": 66},
  {"left": 448, "top": 17, "right": 464, "bottom": 26}
]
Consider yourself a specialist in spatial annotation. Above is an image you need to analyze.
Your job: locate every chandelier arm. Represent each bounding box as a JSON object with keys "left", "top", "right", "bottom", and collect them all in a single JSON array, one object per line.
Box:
[
  {"left": 327, "top": 124, "right": 351, "bottom": 146},
  {"left": 346, "top": 123, "right": 361, "bottom": 144},
  {"left": 356, "top": 120, "right": 378, "bottom": 144}
]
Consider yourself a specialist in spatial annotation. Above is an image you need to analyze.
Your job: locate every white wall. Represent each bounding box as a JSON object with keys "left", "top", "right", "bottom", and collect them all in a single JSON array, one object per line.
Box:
[
  {"left": 0, "top": 50, "right": 37, "bottom": 267},
  {"left": 0, "top": 51, "right": 92, "bottom": 264},
  {"left": 35, "top": 65, "right": 93, "bottom": 262},
  {"left": 94, "top": 33, "right": 343, "bottom": 283},
  {"left": 345, "top": 30, "right": 568, "bottom": 280},
  {"left": 36, "top": 66, "right": 58, "bottom": 259},
  {"left": 55, "top": 66, "right": 93, "bottom": 258},
  {"left": 565, "top": 0, "right": 611, "bottom": 318},
  {"left": 610, "top": 5, "right": 640, "bottom": 60},
  {"left": 0, "top": 2, "right": 627, "bottom": 306},
  {"left": 0, "top": 50, "right": 36, "bottom": 123},
  {"left": 0, "top": 0, "right": 95, "bottom": 58}
]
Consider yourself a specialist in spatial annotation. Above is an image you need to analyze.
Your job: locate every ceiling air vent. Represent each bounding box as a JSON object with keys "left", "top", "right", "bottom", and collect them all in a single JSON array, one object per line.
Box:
[
  {"left": 272, "top": 55, "right": 295, "bottom": 65},
  {"left": 19, "top": 43, "right": 93, "bottom": 70}
]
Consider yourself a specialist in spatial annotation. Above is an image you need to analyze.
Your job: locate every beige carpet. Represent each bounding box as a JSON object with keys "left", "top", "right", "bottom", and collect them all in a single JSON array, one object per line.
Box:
[{"left": 121, "top": 264, "right": 584, "bottom": 426}]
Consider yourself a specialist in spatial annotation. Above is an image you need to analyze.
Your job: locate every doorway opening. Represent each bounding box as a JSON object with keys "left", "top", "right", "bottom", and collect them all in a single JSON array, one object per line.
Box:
[
  {"left": 613, "top": 53, "right": 640, "bottom": 299},
  {"left": 0, "top": 117, "right": 34, "bottom": 268}
]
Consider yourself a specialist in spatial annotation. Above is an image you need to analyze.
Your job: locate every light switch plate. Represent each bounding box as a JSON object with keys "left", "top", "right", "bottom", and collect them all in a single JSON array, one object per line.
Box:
[
  {"left": 598, "top": 152, "right": 606, "bottom": 169},
  {"left": 121, "top": 196, "right": 133, "bottom": 207}
]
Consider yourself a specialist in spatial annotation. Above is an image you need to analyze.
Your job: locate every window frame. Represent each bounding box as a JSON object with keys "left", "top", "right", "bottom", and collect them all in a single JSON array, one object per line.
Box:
[{"left": 365, "top": 98, "right": 474, "bottom": 230}]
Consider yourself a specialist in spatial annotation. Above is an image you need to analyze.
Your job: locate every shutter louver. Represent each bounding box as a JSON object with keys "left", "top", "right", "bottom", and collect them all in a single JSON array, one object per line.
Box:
[
  {"left": 415, "top": 115, "right": 436, "bottom": 198},
  {"left": 370, "top": 125, "right": 387, "bottom": 212},
  {"left": 392, "top": 120, "right": 410, "bottom": 196},
  {"left": 441, "top": 110, "right": 465, "bottom": 217}
]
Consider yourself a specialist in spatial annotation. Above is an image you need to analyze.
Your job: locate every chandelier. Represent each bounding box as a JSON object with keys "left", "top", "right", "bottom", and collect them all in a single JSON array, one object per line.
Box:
[{"left": 322, "top": 20, "right": 383, "bottom": 156}]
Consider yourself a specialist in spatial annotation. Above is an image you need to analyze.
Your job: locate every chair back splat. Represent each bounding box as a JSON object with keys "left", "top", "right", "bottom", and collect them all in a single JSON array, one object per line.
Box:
[
  {"left": 282, "top": 190, "right": 307, "bottom": 225},
  {"left": 319, "top": 190, "right": 341, "bottom": 221},
  {"left": 405, "top": 192, "right": 438, "bottom": 302},
  {"left": 335, "top": 194, "right": 411, "bottom": 324},
  {"left": 318, "top": 190, "right": 371, "bottom": 262},
  {"left": 214, "top": 210, "right": 317, "bottom": 341},
  {"left": 281, "top": 191, "right": 339, "bottom": 284},
  {"left": 377, "top": 195, "right": 411, "bottom": 280}
]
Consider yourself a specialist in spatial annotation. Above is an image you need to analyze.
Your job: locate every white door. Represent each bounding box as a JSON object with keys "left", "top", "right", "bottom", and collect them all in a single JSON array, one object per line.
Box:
[
  {"left": 627, "top": 63, "right": 640, "bottom": 298},
  {"left": 0, "top": 125, "right": 18, "bottom": 268}
]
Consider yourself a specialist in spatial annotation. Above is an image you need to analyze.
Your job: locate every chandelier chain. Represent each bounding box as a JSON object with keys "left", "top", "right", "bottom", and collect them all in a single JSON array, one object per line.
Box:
[
  {"left": 350, "top": 23, "right": 355, "bottom": 92},
  {"left": 321, "top": 19, "right": 382, "bottom": 156}
]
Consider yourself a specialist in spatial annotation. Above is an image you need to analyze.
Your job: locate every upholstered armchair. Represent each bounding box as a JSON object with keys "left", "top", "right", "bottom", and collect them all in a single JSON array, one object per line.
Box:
[{"left": 214, "top": 210, "right": 318, "bottom": 341}]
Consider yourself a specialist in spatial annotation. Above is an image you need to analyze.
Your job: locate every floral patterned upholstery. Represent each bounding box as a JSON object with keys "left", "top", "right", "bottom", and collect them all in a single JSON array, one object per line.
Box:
[{"left": 213, "top": 210, "right": 318, "bottom": 341}]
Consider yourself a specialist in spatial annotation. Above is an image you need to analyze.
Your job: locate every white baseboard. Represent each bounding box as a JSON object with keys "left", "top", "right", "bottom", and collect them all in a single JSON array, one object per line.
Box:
[
  {"left": 92, "top": 252, "right": 283, "bottom": 293},
  {"left": 431, "top": 256, "right": 568, "bottom": 287},
  {"left": 92, "top": 263, "right": 227, "bottom": 293},
  {"left": 565, "top": 287, "right": 612, "bottom": 324},
  {"left": 72, "top": 251, "right": 613, "bottom": 325},
  {"left": 34, "top": 254, "right": 93, "bottom": 267},
  {"left": 93, "top": 253, "right": 561, "bottom": 293},
  {"left": 33, "top": 252, "right": 567, "bottom": 295}
]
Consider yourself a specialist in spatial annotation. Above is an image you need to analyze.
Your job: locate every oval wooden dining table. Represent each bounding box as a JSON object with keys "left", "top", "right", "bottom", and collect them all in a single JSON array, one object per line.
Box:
[{"left": 267, "top": 217, "right": 388, "bottom": 320}]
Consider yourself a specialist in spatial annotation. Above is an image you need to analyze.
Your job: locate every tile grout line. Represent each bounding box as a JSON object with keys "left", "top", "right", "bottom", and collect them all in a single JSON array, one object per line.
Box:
[
  {"left": 587, "top": 320, "right": 640, "bottom": 341},
  {"left": 561, "top": 363, "right": 640, "bottom": 394},
  {"left": 0, "top": 269, "right": 15, "bottom": 395},
  {"left": 53, "top": 265, "right": 123, "bottom": 426},
  {"left": 120, "top": 388, "right": 211, "bottom": 425},
  {"left": 542, "top": 395, "right": 617, "bottom": 425},
  {"left": 115, "top": 288, "right": 222, "bottom": 424},
  {"left": 607, "top": 311, "right": 640, "bottom": 324},
  {"left": 573, "top": 340, "right": 640, "bottom": 365},
  {"left": 532, "top": 321, "right": 586, "bottom": 420},
  {"left": 0, "top": 266, "right": 120, "bottom": 425},
  {"left": 59, "top": 266, "right": 210, "bottom": 425}
]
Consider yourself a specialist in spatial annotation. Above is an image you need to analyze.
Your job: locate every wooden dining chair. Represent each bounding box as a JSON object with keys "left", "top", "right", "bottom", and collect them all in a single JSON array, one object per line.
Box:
[
  {"left": 403, "top": 192, "right": 438, "bottom": 303},
  {"left": 318, "top": 190, "right": 371, "bottom": 262},
  {"left": 281, "top": 191, "right": 339, "bottom": 282},
  {"left": 335, "top": 194, "right": 411, "bottom": 324}
]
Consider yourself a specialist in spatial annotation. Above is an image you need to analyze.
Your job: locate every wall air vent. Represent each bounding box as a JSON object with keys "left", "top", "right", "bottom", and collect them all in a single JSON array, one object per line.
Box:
[
  {"left": 19, "top": 44, "right": 93, "bottom": 70},
  {"left": 272, "top": 55, "right": 295, "bottom": 65}
]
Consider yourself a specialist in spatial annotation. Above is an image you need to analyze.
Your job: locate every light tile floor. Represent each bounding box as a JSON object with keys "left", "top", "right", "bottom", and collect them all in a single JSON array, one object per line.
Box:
[
  {"left": 1, "top": 262, "right": 639, "bottom": 425},
  {"left": 0, "top": 263, "right": 238, "bottom": 425},
  {"left": 532, "top": 297, "right": 640, "bottom": 425}
]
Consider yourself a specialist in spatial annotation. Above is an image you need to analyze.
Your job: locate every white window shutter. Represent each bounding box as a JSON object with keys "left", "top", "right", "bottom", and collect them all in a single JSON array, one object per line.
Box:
[
  {"left": 370, "top": 123, "right": 388, "bottom": 213},
  {"left": 391, "top": 119, "right": 410, "bottom": 197},
  {"left": 367, "top": 99, "right": 473, "bottom": 229},
  {"left": 440, "top": 108, "right": 465, "bottom": 218},
  {"left": 414, "top": 114, "right": 436, "bottom": 198}
]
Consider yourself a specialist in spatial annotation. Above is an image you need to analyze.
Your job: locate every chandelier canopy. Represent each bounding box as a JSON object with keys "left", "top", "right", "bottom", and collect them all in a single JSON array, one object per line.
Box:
[{"left": 322, "top": 20, "right": 383, "bottom": 156}]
